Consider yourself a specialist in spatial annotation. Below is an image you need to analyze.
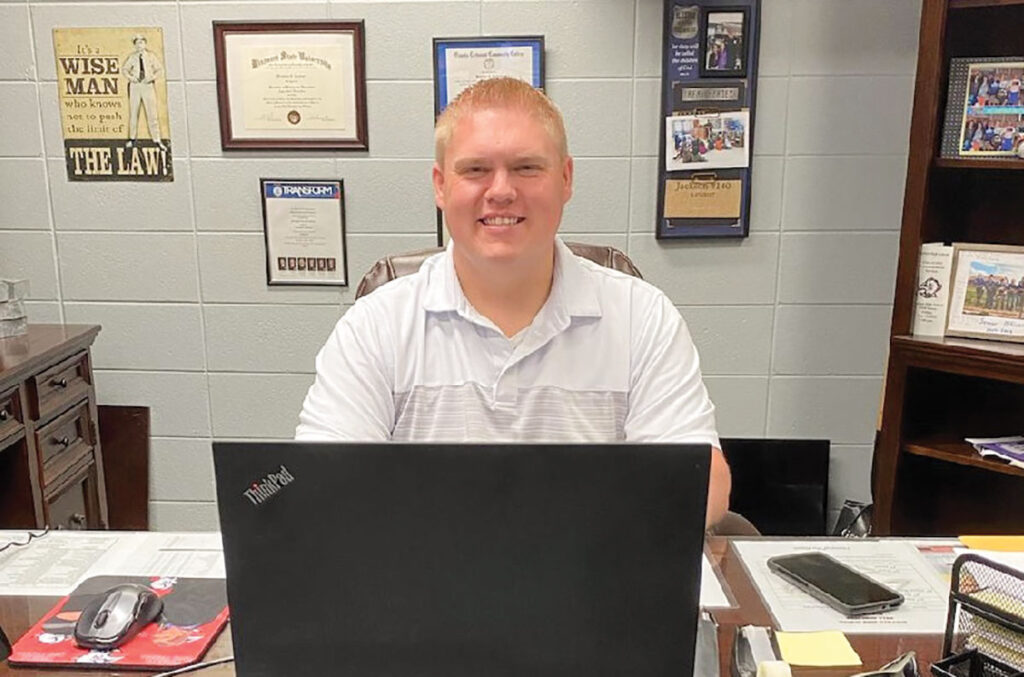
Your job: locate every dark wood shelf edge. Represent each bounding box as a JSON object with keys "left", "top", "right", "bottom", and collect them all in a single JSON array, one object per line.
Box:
[
  {"left": 892, "top": 334, "right": 1024, "bottom": 382},
  {"left": 904, "top": 440, "right": 1024, "bottom": 478},
  {"left": 950, "top": 0, "right": 1024, "bottom": 8},
  {"left": 934, "top": 157, "right": 1024, "bottom": 170}
]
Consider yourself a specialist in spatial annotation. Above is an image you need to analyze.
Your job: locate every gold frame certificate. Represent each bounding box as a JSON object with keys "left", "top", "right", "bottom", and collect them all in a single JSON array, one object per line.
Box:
[
  {"left": 260, "top": 179, "right": 348, "bottom": 287},
  {"left": 214, "top": 22, "right": 367, "bottom": 150}
]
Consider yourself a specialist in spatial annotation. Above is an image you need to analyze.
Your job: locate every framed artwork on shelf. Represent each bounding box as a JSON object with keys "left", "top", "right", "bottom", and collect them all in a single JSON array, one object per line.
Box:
[
  {"left": 946, "top": 242, "right": 1024, "bottom": 343},
  {"left": 213, "top": 21, "right": 368, "bottom": 150},
  {"left": 940, "top": 57, "right": 1024, "bottom": 160}
]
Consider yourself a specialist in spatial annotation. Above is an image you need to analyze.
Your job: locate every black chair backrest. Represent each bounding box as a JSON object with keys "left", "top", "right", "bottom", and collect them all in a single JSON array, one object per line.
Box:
[{"left": 720, "top": 438, "right": 830, "bottom": 536}]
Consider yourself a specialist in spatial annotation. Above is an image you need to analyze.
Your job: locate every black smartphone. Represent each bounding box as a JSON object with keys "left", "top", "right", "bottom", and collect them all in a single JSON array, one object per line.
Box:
[{"left": 766, "top": 552, "right": 904, "bottom": 616}]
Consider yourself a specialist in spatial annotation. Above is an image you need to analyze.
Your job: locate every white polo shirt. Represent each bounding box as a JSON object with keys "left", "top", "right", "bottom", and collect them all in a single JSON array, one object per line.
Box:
[{"left": 296, "top": 238, "right": 719, "bottom": 447}]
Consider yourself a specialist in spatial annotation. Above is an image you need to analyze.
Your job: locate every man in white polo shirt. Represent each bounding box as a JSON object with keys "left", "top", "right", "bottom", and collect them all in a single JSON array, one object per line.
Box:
[{"left": 296, "top": 77, "right": 731, "bottom": 528}]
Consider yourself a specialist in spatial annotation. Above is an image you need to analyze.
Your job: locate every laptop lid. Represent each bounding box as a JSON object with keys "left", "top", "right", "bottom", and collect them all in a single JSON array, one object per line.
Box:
[{"left": 213, "top": 442, "right": 710, "bottom": 677}]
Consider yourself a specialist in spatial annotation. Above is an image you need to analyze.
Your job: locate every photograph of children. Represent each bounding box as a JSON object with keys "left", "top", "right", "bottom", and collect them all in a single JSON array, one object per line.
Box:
[
  {"left": 665, "top": 111, "right": 749, "bottom": 171},
  {"left": 277, "top": 257, "right": 286, "bottom": 271},
  {"left": 960, "top": 113, "right": 1024, "bottom": 155},
  {"left": 287, "top": 257, "right": 296, "bottom": 270},
  {"left": 701, "top": 9, "right": 746, "bottom": 77},
  {"left": 317, "top": 257, "right": 326, "bottom": 271},
  {"left": 948, "top": 246, "right": 1024, "bottom": 342},
  {"left": 327, "top": 258, "right": 336, "bottom": 271},
  {"left": 297, "top": 258, "right": 306, "bottom": 271},
  {"left": 307, "top": 257, "right": 317, "bottom": 270},
  {"left": 966, "top": 63, "right": 1024, "bottom": 109}
]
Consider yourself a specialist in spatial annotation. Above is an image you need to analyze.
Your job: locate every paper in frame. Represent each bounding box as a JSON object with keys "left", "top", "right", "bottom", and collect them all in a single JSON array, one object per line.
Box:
[
  {"left": 260, "top": 179, "right": 348, "bottom": 287},
  {"left": 432, "top": 36, "right": 544, "bottom": 116},
  {"left": 214, "top": 21, "right": 367, "bottom": 150},
  {"left": 945, "top": 243, "right": 1024, "bottom": 343},
  {"left": 663, "top": 177, "right": 741, "bottom": 218},
  {"left": 665, "top": 111, "right": 750, "bottom": 171}
]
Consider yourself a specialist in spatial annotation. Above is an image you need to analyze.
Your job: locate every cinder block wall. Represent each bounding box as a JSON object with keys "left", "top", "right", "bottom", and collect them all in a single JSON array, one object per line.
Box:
[{"left": 0, "top": 0, "right": 922, "bottom": 530}]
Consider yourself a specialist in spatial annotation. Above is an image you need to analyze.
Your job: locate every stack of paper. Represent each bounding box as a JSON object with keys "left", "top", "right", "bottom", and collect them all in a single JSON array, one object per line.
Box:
[{"left": 966, "top": 436, "right": 1024, "bottom": 469}]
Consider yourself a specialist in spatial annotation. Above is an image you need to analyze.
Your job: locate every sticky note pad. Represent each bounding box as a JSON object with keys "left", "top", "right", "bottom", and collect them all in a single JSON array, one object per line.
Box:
[
  {"left": 960, "top": 535, "right": 1024, "bottom": 552},
  {"left": 774, "top": 630, "right": 862, "bottom": 667}
]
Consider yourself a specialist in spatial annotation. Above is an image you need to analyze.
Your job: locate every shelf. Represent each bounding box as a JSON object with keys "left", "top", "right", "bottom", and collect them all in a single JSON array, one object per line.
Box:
[
  {"left": 893, "top": 334, "right": 1024, "bottom": 382},
  {"left": 904, "top": 436, "right": 1024, "bottom": 478},
  {"left": 934, "top": 158, "right": 1024, "bottom": 170},
  {"left": 950, "top": 0, "right": 1024, "bottom": 8}
]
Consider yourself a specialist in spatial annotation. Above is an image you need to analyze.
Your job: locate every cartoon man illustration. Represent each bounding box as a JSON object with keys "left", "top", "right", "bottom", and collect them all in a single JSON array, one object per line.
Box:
[{"left": 121, "top": 34, "right": 166, "bottom": 151}]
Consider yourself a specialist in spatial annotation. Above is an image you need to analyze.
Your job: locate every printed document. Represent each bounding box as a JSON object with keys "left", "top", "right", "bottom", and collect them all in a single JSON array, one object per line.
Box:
[
  {"left": 0, "top": 531, "right": 225, "bottom": 596},
  {"left": 732, "top": 540, "right": 950, "bottom": 633}
]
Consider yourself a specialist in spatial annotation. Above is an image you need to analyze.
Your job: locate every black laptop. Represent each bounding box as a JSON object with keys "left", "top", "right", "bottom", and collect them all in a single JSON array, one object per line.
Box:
[{"left": 213, "top": 442, "right": 710, "bottom": 677}]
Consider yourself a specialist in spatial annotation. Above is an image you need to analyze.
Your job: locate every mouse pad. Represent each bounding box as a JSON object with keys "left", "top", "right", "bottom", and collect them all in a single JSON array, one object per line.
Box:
[{"left": 8, "top": 575, "right": 229, "bottom": 670}]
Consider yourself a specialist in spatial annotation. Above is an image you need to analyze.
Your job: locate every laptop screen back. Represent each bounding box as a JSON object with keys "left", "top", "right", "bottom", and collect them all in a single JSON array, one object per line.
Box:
[{"left": 214, "top": 442, "right": 710, "bottom": 677}]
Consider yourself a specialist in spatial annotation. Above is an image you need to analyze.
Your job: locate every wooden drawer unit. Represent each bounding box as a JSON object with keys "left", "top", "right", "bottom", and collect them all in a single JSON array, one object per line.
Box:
[
  {"left": 35, "top": 400, "right": 95, "bottom": 489},
  {"left": 0, "top": 325, "right": 107, "bottom": 529},
  {"left": 0, "top": 385, "right": 23, "bottom": 446},
  {"left": 29, "top": 350, "right": 91, "bottom": 422}
]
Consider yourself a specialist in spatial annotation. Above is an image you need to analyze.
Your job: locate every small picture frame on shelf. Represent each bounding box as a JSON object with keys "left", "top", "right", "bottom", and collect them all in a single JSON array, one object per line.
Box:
[
  {"left": 946, "top": 242, "right": 1024, "bottom": 343},
  {"left": 700, "top": 7, "right": 748, "bottom": 78},
  {"left": 940, "top": 57, "right": 1024, "bottom": 159}
]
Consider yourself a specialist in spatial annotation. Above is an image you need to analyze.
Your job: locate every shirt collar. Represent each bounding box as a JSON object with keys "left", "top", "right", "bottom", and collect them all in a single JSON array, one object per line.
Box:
[{"left": 421, "top": 237, "right": 602, "bottom": 319}]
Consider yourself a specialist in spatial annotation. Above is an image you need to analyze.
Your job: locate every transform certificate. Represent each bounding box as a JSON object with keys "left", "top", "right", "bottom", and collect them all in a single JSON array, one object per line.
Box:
[
  {"left": 223, "top": 33, "right": 357, "bottom": 140},
  {"left": 261, "top": 180, "right": 347, "bottom": 286}
]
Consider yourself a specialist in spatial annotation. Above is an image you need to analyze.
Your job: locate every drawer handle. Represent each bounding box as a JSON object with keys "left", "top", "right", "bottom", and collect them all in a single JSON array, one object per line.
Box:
[
  {"left": 0, "top": 409, "right": 7, "bottom": 422},
  {"left": 51, "top": 377, "right": 69, "bottom": 389},
  {"left": 53, "top": 436, "right": 71, "bottom": 448}
]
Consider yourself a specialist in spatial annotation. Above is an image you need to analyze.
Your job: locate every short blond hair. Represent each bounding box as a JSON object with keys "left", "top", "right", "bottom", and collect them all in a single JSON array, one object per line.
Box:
[{"left": 434, "top": 77, "right": 568, "bottom": 165}]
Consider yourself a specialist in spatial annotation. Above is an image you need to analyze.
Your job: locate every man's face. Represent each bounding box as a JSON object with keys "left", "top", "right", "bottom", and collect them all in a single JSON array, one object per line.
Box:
[
  {"left": 433, "top": 106, "right": 573, "bottom": 272},
  {"left": 134, "top": 39, "right": 146, "bottom": 53}
]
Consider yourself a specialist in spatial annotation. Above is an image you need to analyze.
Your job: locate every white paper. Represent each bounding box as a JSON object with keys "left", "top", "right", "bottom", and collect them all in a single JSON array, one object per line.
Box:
[
  {"left": 912, "top": 242, "right": 954, "bottom": 336},
  {"left": 732, "top": 540, "right": 950, "bottom": 633},
  {"left": 0, "top": 531, "right": 225, "bottom": 596},
  {"left": 0, "top": 532, "right": 122, "bottom": 596},
  {"left": 701, "top": 553, "right": 731, "bottom": 608}
]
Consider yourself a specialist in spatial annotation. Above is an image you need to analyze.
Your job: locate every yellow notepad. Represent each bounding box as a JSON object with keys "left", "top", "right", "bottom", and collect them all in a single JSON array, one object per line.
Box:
[
  {"left": 960, "top": 535, "right": 1024, "bottom": 552},
  {"left": 774, "top": 630, "right": 862, "bottom": 667}
]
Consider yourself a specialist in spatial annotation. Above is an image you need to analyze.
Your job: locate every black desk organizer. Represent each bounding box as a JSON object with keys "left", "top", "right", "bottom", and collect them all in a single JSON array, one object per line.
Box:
[{"left": 933, "top": 554, "right": 1024, "bottom": 677}]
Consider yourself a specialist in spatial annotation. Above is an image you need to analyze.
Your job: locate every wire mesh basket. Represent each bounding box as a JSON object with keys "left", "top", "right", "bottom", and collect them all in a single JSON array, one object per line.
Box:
[{"left": 932, "top": 554, "right": 1024, "bottom": 677}]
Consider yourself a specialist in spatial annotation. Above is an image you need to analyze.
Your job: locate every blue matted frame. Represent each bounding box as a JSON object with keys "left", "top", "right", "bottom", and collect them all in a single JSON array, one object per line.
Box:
[{"left": 657, "top": 0, "right": 761, "bottom": 239}]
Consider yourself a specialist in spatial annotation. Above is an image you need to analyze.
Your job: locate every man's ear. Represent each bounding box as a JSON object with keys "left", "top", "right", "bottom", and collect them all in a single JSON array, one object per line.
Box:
[
  {"left": 432, "top": 163, "right": 445, "bottom": 210},
  {"left": 562, "top": 156, "right": 574, "bottom": 203}
]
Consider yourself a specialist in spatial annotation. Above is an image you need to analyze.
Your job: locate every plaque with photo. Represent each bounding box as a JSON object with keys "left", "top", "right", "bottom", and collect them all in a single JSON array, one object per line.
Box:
[
  {"left": 941, "top": 57, "right": 1024, "bottom": 159},
  {"left": 658, "top": 0, "right": 761, "bottom": 239}
]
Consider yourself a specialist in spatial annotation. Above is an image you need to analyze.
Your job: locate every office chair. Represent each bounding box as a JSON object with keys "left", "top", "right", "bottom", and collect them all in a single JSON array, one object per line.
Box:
[
  {"left": 355, "top": 241, "right": 642, "bottom": 299},
  {"left": 0, "top": 621, "right": 10, "bottom": 661},
  {"left": 354, "top": 242, "right": 760, "bottom": 536}
]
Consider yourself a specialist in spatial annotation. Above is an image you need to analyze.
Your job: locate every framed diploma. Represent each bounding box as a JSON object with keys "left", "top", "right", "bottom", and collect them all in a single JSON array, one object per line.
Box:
[
  {"left": 432, "top": 36, "right": 545, "bottom": 116},
  {"left": 260, "top": 179, "right": 348, "bottom": 286},
  {"left": 214, "top": 21, "right": 368, "bottom": 150}
]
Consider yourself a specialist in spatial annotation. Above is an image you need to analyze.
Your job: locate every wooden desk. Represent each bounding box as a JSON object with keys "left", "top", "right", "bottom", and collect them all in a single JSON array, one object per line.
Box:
[
  {"left": 0, "top": 325, "right": 107, "bottom": 530},
  {"left": 0, "top": 537, "right": 945, "bottom": 676}
]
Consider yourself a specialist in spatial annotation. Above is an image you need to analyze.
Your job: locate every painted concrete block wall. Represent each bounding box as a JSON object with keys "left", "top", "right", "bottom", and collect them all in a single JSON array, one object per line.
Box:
[{"left": 0, "top": 0, "right": 922, "bottom": 530}]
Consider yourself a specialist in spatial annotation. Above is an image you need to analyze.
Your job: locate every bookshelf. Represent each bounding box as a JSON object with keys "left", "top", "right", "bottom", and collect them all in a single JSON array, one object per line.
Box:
[{"left": 873, "top": 0, "right": 1024, "bottom": 535}]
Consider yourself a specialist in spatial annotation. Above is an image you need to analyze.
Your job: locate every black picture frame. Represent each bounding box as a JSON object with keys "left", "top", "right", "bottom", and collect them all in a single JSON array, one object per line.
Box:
[
  {"left": 260, "top": 178, "right": 348, "bottom": 287},
  {"left": 699, "top": 7, "right": 749, "bottom": 79}
]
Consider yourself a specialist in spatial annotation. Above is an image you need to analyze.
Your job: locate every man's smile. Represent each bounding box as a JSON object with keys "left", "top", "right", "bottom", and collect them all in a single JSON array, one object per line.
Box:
[{"left": 479, "top": 216, "right": 525, "bottom": 226}]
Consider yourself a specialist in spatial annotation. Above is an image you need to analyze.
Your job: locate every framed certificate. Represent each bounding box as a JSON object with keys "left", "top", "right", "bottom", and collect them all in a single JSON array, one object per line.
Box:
[
  {"left": 214, "top": 22, "right": 368, "bottom": 150},
  {"left": 432, "top": 36, "right": 544, "bottom": 116},
  {"left": 260, "top": 179, "right": 348, "bottom": 286}
]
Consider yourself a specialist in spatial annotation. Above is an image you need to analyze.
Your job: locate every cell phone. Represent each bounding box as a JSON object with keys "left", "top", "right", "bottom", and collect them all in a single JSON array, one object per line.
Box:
[{"left": 766, "top": 552, "right": 904, "bottom": 616}]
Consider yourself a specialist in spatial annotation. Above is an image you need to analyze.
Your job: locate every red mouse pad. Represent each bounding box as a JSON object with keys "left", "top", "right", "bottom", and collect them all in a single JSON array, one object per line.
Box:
[{"left": 8, "top": 575, "right": 229, "bottom": 670}]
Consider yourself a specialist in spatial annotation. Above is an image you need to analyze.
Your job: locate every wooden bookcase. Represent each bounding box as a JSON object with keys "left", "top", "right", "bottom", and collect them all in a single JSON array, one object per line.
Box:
[{"left": 873, "top": 0, "right": 1024, "bottom": 535}]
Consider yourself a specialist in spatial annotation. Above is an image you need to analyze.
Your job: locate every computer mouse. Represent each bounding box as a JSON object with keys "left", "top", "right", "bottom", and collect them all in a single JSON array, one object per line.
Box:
[{"left": 74, "top": 583, "right": 164, "bottom": 650}]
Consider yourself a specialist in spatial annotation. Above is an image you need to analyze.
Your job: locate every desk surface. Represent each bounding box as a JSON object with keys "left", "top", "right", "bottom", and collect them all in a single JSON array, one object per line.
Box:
[{"left": 0, "top": 537, "right": 945, "bottom": 677}]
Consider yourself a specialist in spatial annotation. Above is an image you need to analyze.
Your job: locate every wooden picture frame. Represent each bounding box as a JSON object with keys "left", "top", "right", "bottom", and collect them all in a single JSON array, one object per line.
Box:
[
  {"left": 213, "top": 21, "right": 368, "bottom": 150},
  {"left": 946, "top": 242, "right": 1024, "bottom": 343}
]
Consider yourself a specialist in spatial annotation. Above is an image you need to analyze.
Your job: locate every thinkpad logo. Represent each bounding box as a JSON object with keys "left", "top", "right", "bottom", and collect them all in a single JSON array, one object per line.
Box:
[{"left": 243, "top": 465, "right": 295, "bottom": 506}]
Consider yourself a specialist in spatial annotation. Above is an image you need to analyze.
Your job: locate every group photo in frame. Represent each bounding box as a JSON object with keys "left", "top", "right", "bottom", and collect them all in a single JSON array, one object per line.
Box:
[
  {"left": 700, "top": 7, "right": 748, "bottom": 78},
  {"left": 213, "top": 21, "right": 368, "bottom": 150},
  {"left": 941, "top": 57, "right": 1024, "bottom": 159},
  {"left": 665, "top": 111, "right": 750, "bottom": 171},
  {"left": 946, "top": 243, "right": 1024, "bottom": 343},
  {"left": 260, "top": 179, "right": 348, "bottom": 287}
]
